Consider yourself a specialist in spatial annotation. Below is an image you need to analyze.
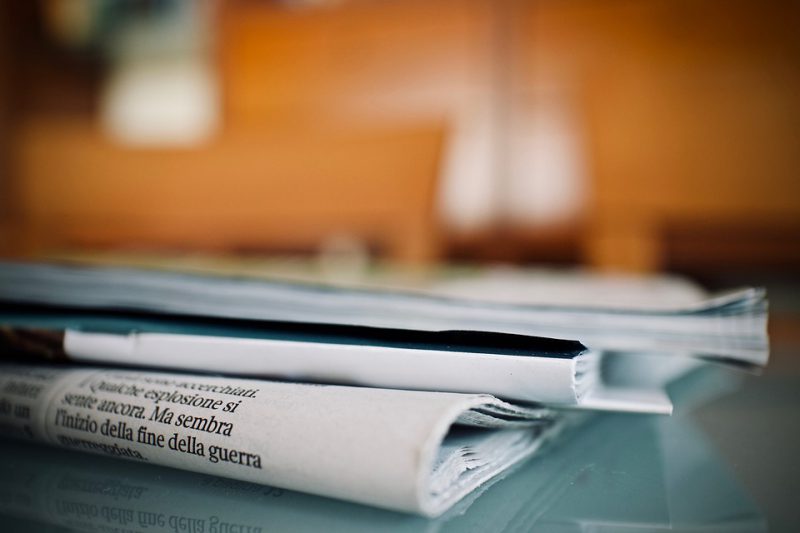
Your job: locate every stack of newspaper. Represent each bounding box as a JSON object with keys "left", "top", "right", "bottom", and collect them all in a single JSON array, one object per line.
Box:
[{"left": 0, "top": 261, "right": 769, "bottom": 516}]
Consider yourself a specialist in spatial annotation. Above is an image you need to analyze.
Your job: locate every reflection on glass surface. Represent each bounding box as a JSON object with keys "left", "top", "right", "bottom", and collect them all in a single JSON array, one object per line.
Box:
[{"left": 0, "top": 365, "right": 765, "bottom": 533}]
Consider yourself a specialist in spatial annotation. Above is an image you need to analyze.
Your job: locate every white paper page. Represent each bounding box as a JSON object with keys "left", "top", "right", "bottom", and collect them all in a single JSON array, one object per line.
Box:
[
  {"left": 61, "top": 331, "right": 674, "bottom": 413},
  {"left": 429, "top": 268, "right": 709, "bottom": 311},
  {"left": 0, "top": 363, "right": 562, "bottom": 516},
  {"left": 578, "top": 386, "right": 672, "bottom": 415},
  {"left": 63, "top": 330, "right": 586, "bottom": 405}
]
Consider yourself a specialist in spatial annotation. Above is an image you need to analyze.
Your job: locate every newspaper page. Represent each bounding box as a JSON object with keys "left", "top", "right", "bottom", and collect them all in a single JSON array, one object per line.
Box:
[
  {"left": 0, "top": 261, "right": 769, "bottom": 364},
  {"left": 0, "top": 363, "right": 560, "bottom": 516}
]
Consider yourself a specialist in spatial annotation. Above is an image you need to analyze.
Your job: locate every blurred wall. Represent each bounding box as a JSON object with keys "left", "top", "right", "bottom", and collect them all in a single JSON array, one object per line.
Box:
[
  {"left": 541, "top": 0, "right": 800, "bottom": 271},
  {"left": 1, "top": 0, "right": 799, "bottom": 272}
]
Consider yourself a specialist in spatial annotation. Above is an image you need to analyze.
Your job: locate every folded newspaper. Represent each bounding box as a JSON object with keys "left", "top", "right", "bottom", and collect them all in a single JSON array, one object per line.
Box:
[
  {"left": 0, "top": 261, "right": 768, "bottom": 364},
  {"left": 0, "top": 307, "right": 672, "bottom": 413},
  {"left": 0, "top": 260, "right": 769, "bottom": 516},
  {"left": 0, "top": 382, "right": 764, "bottom": 532},
  {"left": 0, "top": 260, "right": 768, "bottom": 415},
  {"left": 0, "top": 363, "right": 570, "bottom": 516}
]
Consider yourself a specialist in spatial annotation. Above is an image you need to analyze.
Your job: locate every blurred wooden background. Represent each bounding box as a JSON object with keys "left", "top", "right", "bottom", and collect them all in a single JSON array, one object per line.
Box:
[{"left": 1, "top": 0, "right": 799, "bottom": 273}]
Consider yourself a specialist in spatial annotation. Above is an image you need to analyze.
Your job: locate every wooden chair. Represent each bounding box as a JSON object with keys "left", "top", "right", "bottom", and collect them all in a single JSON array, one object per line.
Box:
[{"left": 12, "top": 118, "right": 445, "bottom": 262}]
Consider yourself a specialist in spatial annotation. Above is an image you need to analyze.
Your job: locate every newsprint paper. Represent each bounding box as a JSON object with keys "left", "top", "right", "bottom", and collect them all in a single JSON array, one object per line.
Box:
[{"left": 0, "top": 363, "right": 565, "bottom": 517}]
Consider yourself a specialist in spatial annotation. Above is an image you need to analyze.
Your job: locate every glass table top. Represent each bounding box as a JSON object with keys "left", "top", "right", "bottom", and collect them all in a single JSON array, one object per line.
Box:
[{"left": 0, "top": 353, "right": 798, "bottom": 532}]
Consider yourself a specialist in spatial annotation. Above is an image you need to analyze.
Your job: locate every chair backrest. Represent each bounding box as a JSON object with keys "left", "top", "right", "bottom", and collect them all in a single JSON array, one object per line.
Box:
[{"left": 14, "top": 118, "right": 445, "bottom": 262}]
